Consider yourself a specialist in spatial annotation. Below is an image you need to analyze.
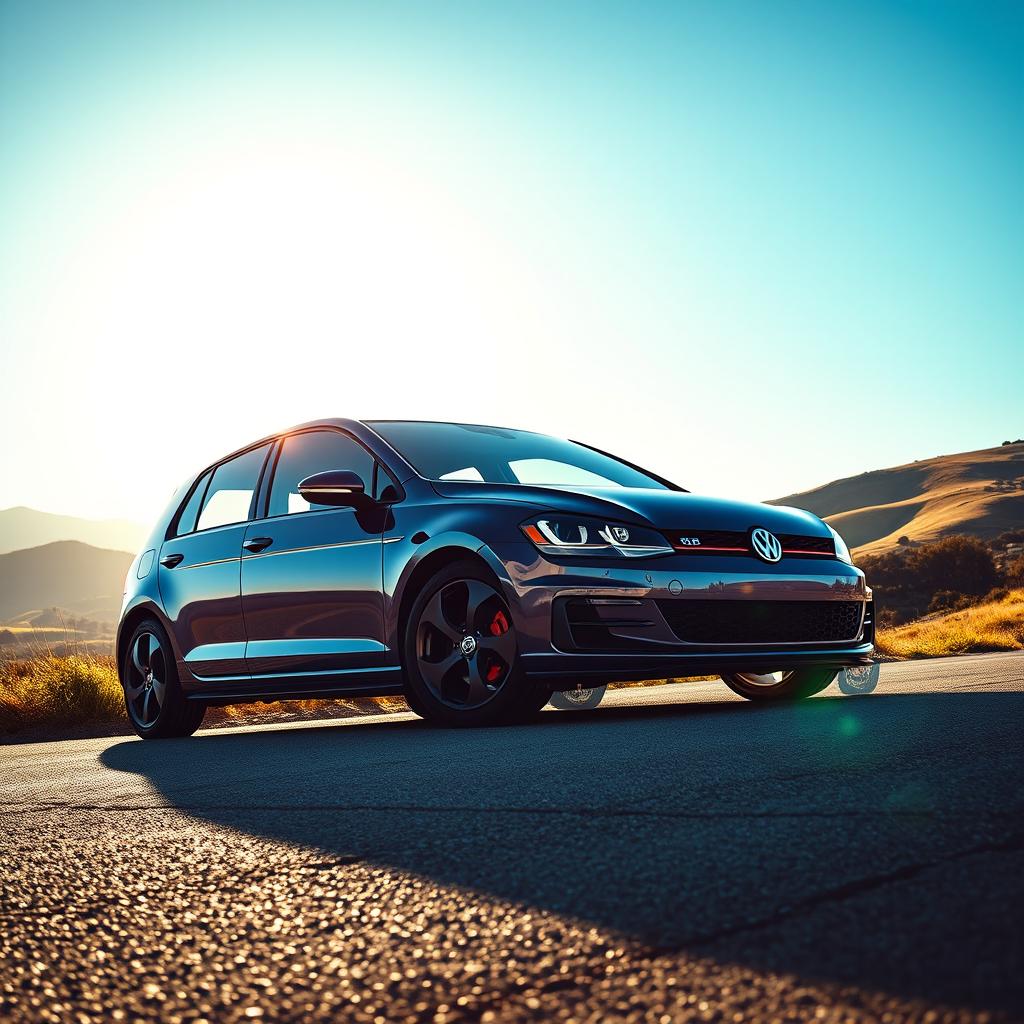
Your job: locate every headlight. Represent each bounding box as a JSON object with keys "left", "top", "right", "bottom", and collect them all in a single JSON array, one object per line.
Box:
[
  {"left": 520, "top": 515, "right": 674, "bottom": 558},
  {"left": 828, "top": 524, "right": 853, "bottom": 564}
]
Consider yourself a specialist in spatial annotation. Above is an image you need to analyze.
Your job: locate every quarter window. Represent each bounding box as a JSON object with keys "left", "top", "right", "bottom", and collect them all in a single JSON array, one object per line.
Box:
[
  {"left": 175, "top": 470, "right": 211, "bottom": 536},
  {"left": 269, "top": 431, "right": 376, "bottom": 517},
  {"left": 195, "top": 444, "right": 271, "bottom": 532}
]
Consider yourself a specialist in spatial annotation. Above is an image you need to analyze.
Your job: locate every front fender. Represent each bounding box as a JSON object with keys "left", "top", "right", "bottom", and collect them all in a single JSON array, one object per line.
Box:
[{"left": 383, "top": 527, "right": 523, "bottom": 660}]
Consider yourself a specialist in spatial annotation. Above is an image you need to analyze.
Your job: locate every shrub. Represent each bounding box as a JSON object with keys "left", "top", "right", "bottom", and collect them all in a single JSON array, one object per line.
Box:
[
  {"left": 927, "top": 590, "right": 977, "bottom": 614},
  {"left": 1004, "top": 555, "right": 1024, "bottom": 586},
  {"left": 877, "top": 608, "right": 907, "bottom": 628},
  {"left": 909, "top": 536, "right": 999, "bottom": 596},
  {"left": 861, "top": 535, "right": 1001, "bottom": 622}
]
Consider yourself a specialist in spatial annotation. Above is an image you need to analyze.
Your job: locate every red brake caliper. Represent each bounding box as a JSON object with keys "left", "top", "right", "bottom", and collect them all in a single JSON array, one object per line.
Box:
[{"left": 486, "top": 610, "right": 509, "bottom": 682}]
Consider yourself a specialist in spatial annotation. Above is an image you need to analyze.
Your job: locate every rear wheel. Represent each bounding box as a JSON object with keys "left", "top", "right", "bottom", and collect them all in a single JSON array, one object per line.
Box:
[
  {"left": 403, "top": 561, "right": 551, "bottom": 726},
  {"left": 838, "top": 662, "right": 880, "bottom": 695},
  {"left": 549, "top": 685, "right": 607, "bottom": 711},
  {"left": 720, "top": 667, "right": 837, "bottom": 702},
  {"left": 121, "top": 619, "right": 205, "bottom": 738}
]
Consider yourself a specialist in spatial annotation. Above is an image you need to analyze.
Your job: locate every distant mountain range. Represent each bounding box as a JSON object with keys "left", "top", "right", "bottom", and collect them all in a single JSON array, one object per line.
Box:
[
  {"left": 0, "top": 541, "right": 133, "bottom": 625},
  {"left": 771, "top": 442, "right": 1024, "bottom": 557},
  {"left": 0, "top": 506, "right": 145, "bottom": 556}
]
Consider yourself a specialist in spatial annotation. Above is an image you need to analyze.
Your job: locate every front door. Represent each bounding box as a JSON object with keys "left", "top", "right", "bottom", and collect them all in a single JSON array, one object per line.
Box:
[
  {"left": 241, "top": 429, "right": 386, "bottom": 680},
  {"left": 158, "top": 443, "right": 272, "bottom": 680}
]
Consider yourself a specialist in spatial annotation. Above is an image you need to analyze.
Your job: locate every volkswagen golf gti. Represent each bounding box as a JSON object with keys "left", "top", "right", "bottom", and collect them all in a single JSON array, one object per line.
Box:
[{"left": 117, "top": 419, "right": 874, "bottom": 737}]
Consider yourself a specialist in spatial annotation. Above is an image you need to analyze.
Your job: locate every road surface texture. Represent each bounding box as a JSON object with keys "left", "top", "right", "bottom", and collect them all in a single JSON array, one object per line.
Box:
[{"left": 2, "top": 651, "right": 1023, "bottom": 1023}]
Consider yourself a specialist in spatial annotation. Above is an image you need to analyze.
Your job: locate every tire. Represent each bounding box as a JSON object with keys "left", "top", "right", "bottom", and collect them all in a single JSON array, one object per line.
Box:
[
  {"left": 121, "top": 618, "right": 206, "bottom": 739},
  {"left": 402, "top": 560, "right": 551, "bottom": 726},
  {"left": 720, "top": 667, "right": 838, "bottom": 702},
  {"left": 838, "top": 662, "right": 880, "bottom": 695},
  {"left": 549, "top": 685, "right": 607, "bottom": 711}
]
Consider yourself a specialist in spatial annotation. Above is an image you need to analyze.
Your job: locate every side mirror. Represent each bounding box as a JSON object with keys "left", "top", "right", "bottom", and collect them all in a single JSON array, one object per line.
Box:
[{"left": 297, "top": 470, "right": 366, "bottom": 508}]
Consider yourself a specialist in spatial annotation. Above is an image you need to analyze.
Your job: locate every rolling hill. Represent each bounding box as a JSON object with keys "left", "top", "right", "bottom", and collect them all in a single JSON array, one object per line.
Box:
[
  {"left": 0, "top": 506, "right": 145, "bottom": 556},
  {"left": 0, "top": 541, "right": 133, "bottom": 625},
  {"left": 771, "top": 442, "right": 1024, "bottom": 557}
]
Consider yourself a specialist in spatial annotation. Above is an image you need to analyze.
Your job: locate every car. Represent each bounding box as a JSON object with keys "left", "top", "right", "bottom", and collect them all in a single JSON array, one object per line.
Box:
[{"left": 116, "top": 418, "right": 874, "bottom": 737}]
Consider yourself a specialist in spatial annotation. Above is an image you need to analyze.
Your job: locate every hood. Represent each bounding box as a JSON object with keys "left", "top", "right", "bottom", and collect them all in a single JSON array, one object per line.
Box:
[{"left": 430, "top": 481, "right": 829, "bottom": 536}]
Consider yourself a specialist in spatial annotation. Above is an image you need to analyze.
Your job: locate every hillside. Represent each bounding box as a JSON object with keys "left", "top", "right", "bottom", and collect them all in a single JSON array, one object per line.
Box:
[
  {"left": 0, "top": 541, "right": 133, "bottom": 625},
  {"left": 771, "top": 442, "right": 1024, "bottom": 557},
  {"left": 0, "top": 506, "right": 145, "bottom": 556}
]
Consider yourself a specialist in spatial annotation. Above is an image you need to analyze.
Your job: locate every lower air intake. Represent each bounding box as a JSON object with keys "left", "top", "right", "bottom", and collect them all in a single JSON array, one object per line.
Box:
[{"left": 657, "top": 599, "right": 863, "bottom": 644}]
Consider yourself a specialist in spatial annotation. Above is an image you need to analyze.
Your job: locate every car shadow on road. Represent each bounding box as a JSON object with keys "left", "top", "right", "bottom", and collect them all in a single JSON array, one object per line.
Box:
[{"left": 102, "top": 691, "right": 1024, "bottom": 1014}]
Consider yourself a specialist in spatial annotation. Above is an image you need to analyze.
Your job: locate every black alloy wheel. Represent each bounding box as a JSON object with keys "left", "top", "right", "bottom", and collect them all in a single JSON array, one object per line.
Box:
[
  {"left": 404, "top": 561, "right": 551, "bottom": 726},
  {"left": 121, "top": 619, "right": 205, "bottom": 738},
  {"left": 417, "top": 578, "right": 516, "bottom": 708},
  {"left": 125, "top": 629, "right": 169, "bottom": 729}
]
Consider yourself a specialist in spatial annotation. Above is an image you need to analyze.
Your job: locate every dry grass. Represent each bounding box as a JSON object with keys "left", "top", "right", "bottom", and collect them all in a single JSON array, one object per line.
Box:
[
  {"left": 0, "top": 652, "right": 406, "bottom": 738},
  {"left": 0, "top": 653, "right": 125, "bottom": 733},
  {"left": 875, "top": 587, "right": 1024, "bottom": 659}
]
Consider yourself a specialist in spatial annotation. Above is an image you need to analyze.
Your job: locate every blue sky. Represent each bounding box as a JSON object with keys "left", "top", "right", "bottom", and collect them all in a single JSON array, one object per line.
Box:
[{"left": 1, "top": 1, "right": 1021, "bottom": 522}]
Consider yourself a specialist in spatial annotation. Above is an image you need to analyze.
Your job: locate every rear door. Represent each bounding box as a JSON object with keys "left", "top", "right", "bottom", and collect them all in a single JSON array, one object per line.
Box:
[
  {"left": 158, "top": 443, "right": 272, "bottom": 680},
  {"left": 241, "top": 428, "right": 386, "bottom": 680}
]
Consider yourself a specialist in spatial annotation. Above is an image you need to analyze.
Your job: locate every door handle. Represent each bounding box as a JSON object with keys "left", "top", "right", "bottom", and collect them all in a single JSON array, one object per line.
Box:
[
  {"left": 243, "top": 536, "right": 274, "bottom": 553},
  {"left": 160, "top": 552, "right": 184, "bottom": 568}
]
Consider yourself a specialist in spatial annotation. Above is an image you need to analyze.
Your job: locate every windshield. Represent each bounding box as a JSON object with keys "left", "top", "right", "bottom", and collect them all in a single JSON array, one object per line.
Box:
[{"left": 367, "top": 421, "right": 676, "bottom": 491}]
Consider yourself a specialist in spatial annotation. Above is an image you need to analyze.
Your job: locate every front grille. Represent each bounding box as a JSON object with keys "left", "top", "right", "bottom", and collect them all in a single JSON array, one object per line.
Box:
[
  {"left": 672, "top": 530, "right": 835, "bottom": 556},
  {"left": 657, "top": 599, "right": 863, "bottom": 644},
  {"left": 777, "top": 533, "right": 835, "bottom": 555}
]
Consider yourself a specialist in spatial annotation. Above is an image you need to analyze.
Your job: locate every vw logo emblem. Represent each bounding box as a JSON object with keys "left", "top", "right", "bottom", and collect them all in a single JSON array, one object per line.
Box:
[
  {"left": 460, "top": 635, "right": 478, "bottom": 657},
  {"left": 750, "top": 527, "right": 783, "bottom": 563}
]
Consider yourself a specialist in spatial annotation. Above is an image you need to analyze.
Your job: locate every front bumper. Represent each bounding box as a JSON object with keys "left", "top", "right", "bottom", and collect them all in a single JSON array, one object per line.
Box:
[
  {"left": 490, "top": 542, "right": 874, "bottom": 685},
  {"left": 520, "top": 643, "right": 874, "bottom": 687}
]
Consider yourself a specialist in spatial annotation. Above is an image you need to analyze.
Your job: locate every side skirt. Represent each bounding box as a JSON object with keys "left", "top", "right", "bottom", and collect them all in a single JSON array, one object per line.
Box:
[{"left": 185, "top": 669, "right": 405, "bottom": 706}]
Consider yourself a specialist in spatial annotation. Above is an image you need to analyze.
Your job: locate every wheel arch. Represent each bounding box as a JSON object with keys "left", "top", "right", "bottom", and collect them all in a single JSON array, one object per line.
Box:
[
  {"left": 116, "top": 600, "right": 176, "bottom": 683},
  {"left": 393, "top": 543, "right": 508, "bottom": 655}
]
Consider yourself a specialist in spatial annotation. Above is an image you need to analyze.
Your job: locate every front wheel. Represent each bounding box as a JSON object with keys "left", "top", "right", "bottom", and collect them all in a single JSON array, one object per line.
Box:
[
  {"left": 720, "top": 667, "right": 838, "bottom": 702},
  {"left": 403, "top": 561, "right": 551, "bottom": 726}
]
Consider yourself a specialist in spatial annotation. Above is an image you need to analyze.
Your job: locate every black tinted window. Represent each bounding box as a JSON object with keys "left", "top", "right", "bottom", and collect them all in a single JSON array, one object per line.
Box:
[
  {"left": 269, "top": 431, "right": 376, "bottom": 517},
  {"left": 175, "top": 470, "right": 211, "bottom": 536},
  {"left": 195, "top": 444, "right": 270, "bottom": 532}
]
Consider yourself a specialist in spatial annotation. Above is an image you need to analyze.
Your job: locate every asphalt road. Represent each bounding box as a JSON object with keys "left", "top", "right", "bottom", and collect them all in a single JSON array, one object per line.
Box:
[{"left": 3, "top": 652, "right": 1023, "bottom": 1023}]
